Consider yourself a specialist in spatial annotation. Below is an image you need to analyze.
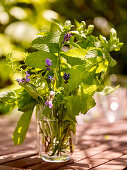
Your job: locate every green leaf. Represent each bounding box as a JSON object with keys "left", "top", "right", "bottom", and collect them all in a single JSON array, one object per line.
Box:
[
  {"left": 65, "top": 65, "right": 95, "bottom": 93},
  {"left": 25, "top": 51, "right": 57, "bottom": 69},
  {"left": 0, "top": 90, "right": 17, "bottom": 114},
  {"left": 0, "top": 102, "right": 16, "bottom": 114},
  {"left": 109, "top": 28, "right": 123, "bottom": 51},
  {"left": 52, "top": 18, "right": 64, "bottom": 32},
  {"left": 75, "top": 20, "right": 86, "bottom": 32},
  {"left": 17, "top": 90, "right": 36, "bottom": 112},
  {"left": 64, "top": 91, "right": 95, "bottom": 121},
  {"left": 0, "top": 91, "right": 17, "bottom": 102},
  {"left": 109, "top": 57, "right": 117, "bottom": 67},
  {"left": 99, "top": 85, "right": 120, "bottom": 96},
  {"left": 66, "top": 48, "right": 87, "bottom": 60},
  {"left": 64, "top": 20, "right": 73, "bottom": 31},
  {"left": 61, "top": 52, "right": 85, "bottom": 66},
  {"left": 31, "top": 30, "right": 61, "bottom": 53},
  {"left": 85, "top": 25, "right": 94, "bottom": 35},
  {"left": 12, "top": 109, "right": 33, "bottom": 145}
]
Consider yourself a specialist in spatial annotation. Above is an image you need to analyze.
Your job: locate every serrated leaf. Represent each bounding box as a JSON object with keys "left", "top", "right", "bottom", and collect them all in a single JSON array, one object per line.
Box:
[
  {"left": 0, "top": 90, "right": 17, "bottom": 114},
  {"left": 17, "top": 90, "right": 36, "bottom": 112},
  {"left": 64, "top": 92, "right": 95, "bottom": 121},
  {"left": 0, "top": 102, "right": 16, "bottom": 114},
  {"left": 66, "top": 49, "right": 87, "bottom": 60},
  {"left": 64, "top": 20, "right": 73, "bottom": 31},
  {"left": 12, "top": 109, "right": 33, "bottom": 145},
  {"left": 52, "top": 18, "right": 64, "bottom": 31},
  {"left": 99, "top": 85, "right": 120, "bottom": 96},
  {"left": 96, "top": 59, "right": 108, "bottom": 73},
  {"left": 0, "top": 91, "right": 16, "bottom": 102},
  {"left": 85, "top": 25, "right": 94, "bottom": 35},
  {"left": 65, "top": 65, "right": 95, "bottom": 93},
  {"left": 61, "top": 52, "right": 85, "bottom": 66},
  {"left": 109, "top": 28, "right": 123, "bottom": 51},
  {"left": 25, "top": 51, "right": 57, "bottom": 69},
  {"left": 31, "top": 30, "right": 61, "bottom": 53},
  {"left": 109, "top": 57, "right": 117, "bottom": 67}
]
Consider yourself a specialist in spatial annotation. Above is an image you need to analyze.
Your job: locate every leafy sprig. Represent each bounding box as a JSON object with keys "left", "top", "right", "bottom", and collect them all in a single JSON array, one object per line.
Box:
[{"left": 0, "top": 19, "right": 123, "bottom": 145}]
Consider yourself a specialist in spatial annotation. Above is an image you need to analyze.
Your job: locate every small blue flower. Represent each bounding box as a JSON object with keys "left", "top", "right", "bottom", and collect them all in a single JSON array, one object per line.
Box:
[
  {"left": 45, "top": 58, "right": 52, "bottom": 66},
  {"left": 63, "top": 33, "right": 72, "bottom": 44},
  {"left": 48, "top": 76, "right": 53, "bottom": 82},
  {"left": 63, "top": 72, "right": 70, "bottom": 83}
]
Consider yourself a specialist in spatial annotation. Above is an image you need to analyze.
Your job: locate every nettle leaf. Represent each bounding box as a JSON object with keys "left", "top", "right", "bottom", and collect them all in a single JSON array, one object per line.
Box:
[
  {"left": 65, "top": 65, "right": 95, "bottom": 93},
  {"left": 25, "top": 51, "right": 57, "bottom": 69},
  {"left": 82, "top": 84, "right": 98, "bottom": 95},
  {"left": 75, "top": 20, "right": 86, "bottom": 32},
  {"left": 0, "top": 91, "right": 17, "bottom": 113},
  {"left": 64, "top": 92, "right": 95, "bottom": 121},
  {"left": 0, "top": 91, "right": 17, "bottom": 102},
  {"left": 109, "top": 57, "right": 117, "bottom": 67},
  {"left": 85, "top": 25, "right": 94, "bottom": 35},
  {"left": 12, "top": 109, "right": 33, "bottom": 145},
  {"left": 61, "top": 52, "right": 85, "bottom": 66},
  {"left": 109, "top": 28, "right": 123, "bottom": 51},
  {"left": 52, "top": 18, "right": 64, "bottom": 32},
  {"left": 17, "top": 90, "right": 36, "bottom": 112},
  {"left": 99, "top": 85, "right": 120, "bottom": 96},
  {"left": 64, "top": 20, "right": 73, "bottom": 31},
  {"left": 66, "top": 48, "right": 87, "bottom": 60},
  {"left": 31, "top": 30, "right": 61, "bottom": 53},
  {"left": 0, "top": 102, "right": 16, "bottom": 114}
]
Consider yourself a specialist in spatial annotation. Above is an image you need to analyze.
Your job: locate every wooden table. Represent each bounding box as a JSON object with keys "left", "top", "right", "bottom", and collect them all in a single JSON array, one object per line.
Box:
[{"left": 1, "top": 114, "right": 127, "bottom": 170}]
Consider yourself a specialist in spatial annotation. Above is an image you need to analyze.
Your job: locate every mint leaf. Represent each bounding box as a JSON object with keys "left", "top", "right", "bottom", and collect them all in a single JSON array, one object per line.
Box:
[
  {"left": 25, "top": 51, "right": 57, "bottom": 69},
  {"left": 17, "top": 90, "right": 36, "bottom": 112},
  {"left": 66, "top": 48, "right": 87, "bottom": 59},
  {"left": 109, "top": 57, "right": 117, "bottom": 67},
  {"left": 65, "top": 65, "right": 95, "bottom": 93},
  {"left": 61, "top": 52, "right": 85, "bottom": 66},
  {"left": 0, "top": 91, "right": 17, "bottom": 113},
  {"left": 52, "top": 18, "right": 64, "bottom": 32},
  {"left": 0, "top": 91, "right": 16, "bottom": 102},
  {"left": 64, "top": 92, "right": 95, "bottom": 121},
  {"left": 31, "top": 30, "right": 61, "bottom": 53},
  {"left": 64, "top": 20, "right": 73, "bottom": 31},
  {"left": 12, "top": 109, "right": 33, "bottom": 145},
  {"left": 109, "top": 28, "right": 123, "bottom": 51}
]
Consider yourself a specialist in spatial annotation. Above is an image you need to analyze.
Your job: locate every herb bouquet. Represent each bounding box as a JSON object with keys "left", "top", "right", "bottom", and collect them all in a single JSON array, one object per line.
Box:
[{"left": 0, "top": 19, "right": 122, "bottom": 162}]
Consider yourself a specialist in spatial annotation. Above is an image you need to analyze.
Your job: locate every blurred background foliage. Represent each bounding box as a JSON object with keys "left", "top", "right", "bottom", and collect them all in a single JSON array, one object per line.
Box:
[{"left": 0, "top": 0, "right": 126, "bottom": 114}]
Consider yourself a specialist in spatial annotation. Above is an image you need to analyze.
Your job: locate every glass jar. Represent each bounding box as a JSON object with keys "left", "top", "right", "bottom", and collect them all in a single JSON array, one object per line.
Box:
[{"left": 36, "top": 105, "right": 76, "bottom": 162}]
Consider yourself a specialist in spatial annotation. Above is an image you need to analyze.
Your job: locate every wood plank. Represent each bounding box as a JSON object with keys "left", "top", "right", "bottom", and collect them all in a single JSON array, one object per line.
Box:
[
  {"left": 28, "top": 159, "right": 74, "bottom": 170},
  {"left": 4, "top": 155, "right": 42, "bottom": 169},
  {"left": 0, "top": 151, "right": 38, "bottom": 164},
  {"left": 0, "top": 165, "right": 21, "bottom": 170},
  {"left": 92, "top": 154, "right": 127, "bottom": 170}
]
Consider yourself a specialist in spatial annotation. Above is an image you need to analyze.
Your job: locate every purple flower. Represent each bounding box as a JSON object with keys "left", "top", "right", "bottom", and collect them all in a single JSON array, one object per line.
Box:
[
  {"left": 45, "top": 58, "right": 52, "bottom": 66},
  {"left": 16, "top": 79, "right": 25, "bottom": 85},
  {"left": 46, "top": 67, "right": 50, "bottom": 71},
  {"left": 49, "top": 101, "right": 53, "bottom": 108},
  {"left": 63, "top": 72, "right": 70, "bottom": 83},
  {"left": 16, "top": 71, "right": 30, "bottom": 85},
  {"left": 45, "top": 100, "right": 53, "bottom": 108},
  {"left": 63, "top": 33, "right": 72, "bottom": 44},
  {"left": 45, "top": 100, "right": 49, "bottom": 106},
  {"left": 25, "top": 71, "right": 30, "bottom": 78}
]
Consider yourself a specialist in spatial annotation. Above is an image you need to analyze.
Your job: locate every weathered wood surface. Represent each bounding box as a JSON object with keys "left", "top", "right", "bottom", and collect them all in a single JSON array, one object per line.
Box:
[{"left": 1, "top": 114, "right": 127, "bottom": 170}]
